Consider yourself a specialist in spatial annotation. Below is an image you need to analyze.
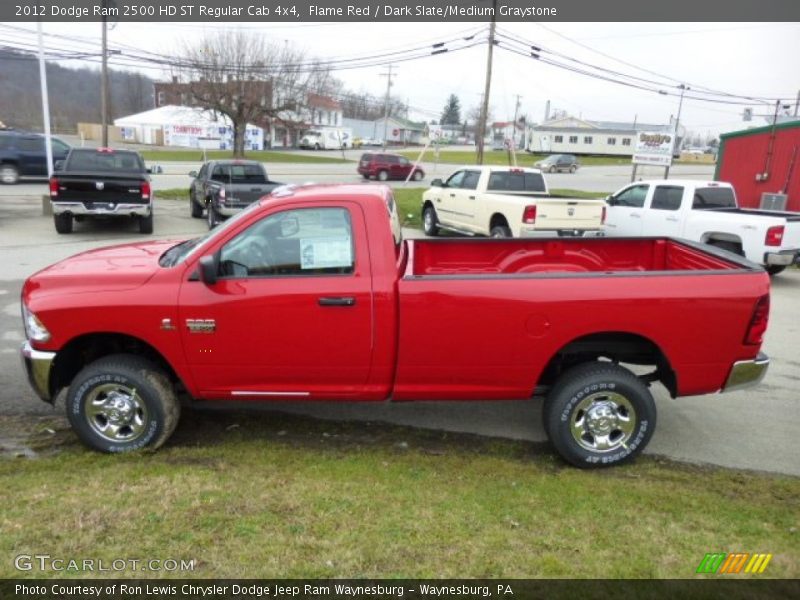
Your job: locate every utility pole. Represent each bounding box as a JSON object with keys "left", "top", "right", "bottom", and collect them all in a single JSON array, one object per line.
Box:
[
  {"left": 476, "top": 0, "right": 497, "bottom": 165},
  {"left": 380, "top": 64, "right": 395, "bottom": 151},
  {"left": 37, "top": 21, "right": 53, "bottom": 178},
  {"left": 100, "top": 1, "right": 109, "bottom": 147},
  {"left": 508, "top": 94, "right": 521, "bottom": 166},
  {"left": 665, "top": 83, "right": 688, "bottom": 179}
]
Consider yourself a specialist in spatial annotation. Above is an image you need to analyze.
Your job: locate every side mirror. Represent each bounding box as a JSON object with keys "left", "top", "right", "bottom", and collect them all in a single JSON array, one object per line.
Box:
[
  {"left": 188, "top": 170, "right": 198, "bottom": 178},
  {"left": 198, "top": 254, "right": 218, "bottom": 285},
  {"left": 431, "top": 178, "right": 443, "bottom": 187},
  {"left": 606, "top": 196, "right": 616, "bottom": 206},
  {"left": 54, "top": 160, "right": 64, "bottom": 172}
]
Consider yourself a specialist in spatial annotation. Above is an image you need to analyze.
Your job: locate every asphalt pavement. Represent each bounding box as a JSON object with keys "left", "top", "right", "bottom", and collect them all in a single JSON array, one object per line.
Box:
[{"left": 1, "top": 166, "right": 797, "bottom": 476}]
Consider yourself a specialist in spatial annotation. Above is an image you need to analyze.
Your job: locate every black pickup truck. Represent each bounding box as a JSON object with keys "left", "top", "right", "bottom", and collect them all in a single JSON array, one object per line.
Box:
[
  {"left": 50, "top": 147, "right": 153, "bottom": 234},
  {"left": 189, "top": 160, "right": 284, "bottom": 229}
]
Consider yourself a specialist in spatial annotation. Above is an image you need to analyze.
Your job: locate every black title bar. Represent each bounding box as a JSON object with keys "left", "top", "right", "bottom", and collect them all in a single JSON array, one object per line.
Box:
[{"left": 5, "top": 0, "right": 800, "bottom": 22}]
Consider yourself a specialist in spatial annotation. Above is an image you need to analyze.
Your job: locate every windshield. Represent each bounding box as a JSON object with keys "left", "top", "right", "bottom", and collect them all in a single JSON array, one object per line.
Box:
[{"left": 159, "top": 201, "right": 264, "bottom": 267}]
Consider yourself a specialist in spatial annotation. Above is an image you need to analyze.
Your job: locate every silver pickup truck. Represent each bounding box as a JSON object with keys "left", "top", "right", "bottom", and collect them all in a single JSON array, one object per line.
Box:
[{"left": 189, "top": 160, "right": 284, "bottom": 229}]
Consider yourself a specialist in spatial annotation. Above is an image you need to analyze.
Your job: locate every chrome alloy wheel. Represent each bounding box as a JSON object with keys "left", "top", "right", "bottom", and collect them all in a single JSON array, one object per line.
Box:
[
  {"left": 570, "top": 391, "right": 637, "bottom": 453},
  {"left": 423, "top": 209, "right": 434, "bottom": 231},
  {"left": 84, "top": 383, "right": 149, "bottom": 443}
]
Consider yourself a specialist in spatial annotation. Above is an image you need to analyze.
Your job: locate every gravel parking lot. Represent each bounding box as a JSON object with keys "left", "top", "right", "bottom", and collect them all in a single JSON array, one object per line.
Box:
[{"left": 1, "top": 177, "right": 797, "bottom": 475}]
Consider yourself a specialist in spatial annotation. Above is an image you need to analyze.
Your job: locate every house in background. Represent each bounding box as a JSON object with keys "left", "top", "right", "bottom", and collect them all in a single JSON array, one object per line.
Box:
[
  {"left": 526, "top": 116, "right": 684, "bottom": 157},
  {"left": 373, "top": 116, "right": 426, "bottom": 145}
]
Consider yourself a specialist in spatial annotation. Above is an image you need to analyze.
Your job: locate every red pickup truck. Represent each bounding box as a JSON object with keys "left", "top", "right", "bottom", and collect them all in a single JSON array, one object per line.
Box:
[{"left": 21, "top": 185, "right": 771, "bottom": 467}]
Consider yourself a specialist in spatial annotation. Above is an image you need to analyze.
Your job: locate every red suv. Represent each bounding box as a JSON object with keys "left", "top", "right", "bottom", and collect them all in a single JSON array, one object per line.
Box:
[{"left": 358, "top": 152, "right": 424, "bottom": 182}]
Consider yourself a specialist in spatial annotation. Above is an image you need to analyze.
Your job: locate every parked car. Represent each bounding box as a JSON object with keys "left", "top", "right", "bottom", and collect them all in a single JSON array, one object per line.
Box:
[
  {"left": 422, "top": 166, "right": 605, "bottom": 238},
  {"left": 21, "top": 184, "right": 770, "bottom": 468},
  {"left": 535, "top": 154, "right": 580, "bottom": 173},
  {"left": 0, "top": 130, "right": 70, "bottom": 184},
  {"left": 49, "top": 147, "right": 153, "bottom": 234},
  {"left": 603, "top": 180, "right": 800, "bottom": 275},
  {"left": 358, "top": 152, "right": 424, "bottom": 181},
  {"left": 189, "top": 160, "right": 284, "bottom": 229}
]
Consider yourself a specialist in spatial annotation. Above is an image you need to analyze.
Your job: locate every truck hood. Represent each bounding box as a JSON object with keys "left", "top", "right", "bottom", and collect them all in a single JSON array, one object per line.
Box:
[{"left": 24, "top": 239, "right": 182, "bottom": 298}]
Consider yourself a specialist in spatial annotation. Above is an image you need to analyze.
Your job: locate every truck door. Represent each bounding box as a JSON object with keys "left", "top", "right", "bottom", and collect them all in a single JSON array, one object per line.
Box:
[
  {"left": 642, "top": 184, "right": 685, "bottom": 238},
  {"left": 178, "top": 202, "right": 375, "bottom": 399},
  {"left": 604, "top": 183, "right": 649, "bottom": 236},
  {"left": 456, "top": 170, "right": 482, "bottom": 230},
  {"left": 435, "top": 170, "right": 468, "bottom": 228}
]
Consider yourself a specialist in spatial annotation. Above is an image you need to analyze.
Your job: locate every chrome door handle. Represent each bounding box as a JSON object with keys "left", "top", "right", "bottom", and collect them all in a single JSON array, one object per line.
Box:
[
  {"left": 630, "top": 214, "right": 641, "bottom": 218},
  {"left": 318, "top": 297, "right": 356, "bottom": 307}
]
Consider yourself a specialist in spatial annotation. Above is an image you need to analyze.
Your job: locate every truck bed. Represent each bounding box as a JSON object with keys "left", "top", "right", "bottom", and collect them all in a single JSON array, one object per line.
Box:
[{"left": 404, "top": 237, "right": 748, "bottom": 277}]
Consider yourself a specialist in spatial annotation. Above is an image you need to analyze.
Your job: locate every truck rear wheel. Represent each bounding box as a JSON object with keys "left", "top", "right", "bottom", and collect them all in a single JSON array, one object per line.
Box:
[
  {"left": 423, "top": 205, "right": 439, "bottom": 236},
  {"left": 54, "top": 213, "right": 73, "bottom": 234},
  {"left": 543, "top": 362, "right": 656, "bottom": 468},
  {"left": 139, "top": 212, "right": 154, "bottom": 234},
  {"left": 190, "top": 198, "right": 203, "bottom": 218},
  {"left": 766, "top": 265, "right": 786, "bottom": 276},
  {"left": 0, "top": 164, "right": 19, "bottom": 184},
  {"left": 490, "top": 225, "right": 512, "bottom": 238},
  {"left": 65, "top": 355, "right": 180, "bottom": 453}
]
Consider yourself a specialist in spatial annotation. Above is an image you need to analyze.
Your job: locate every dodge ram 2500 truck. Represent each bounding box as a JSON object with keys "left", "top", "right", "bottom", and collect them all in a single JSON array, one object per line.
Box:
[
  {"left": 421, "top": 166, "right": 606, "bottom": 238},
  {"left": 21, "top": 184, "right": 770, "bottom": 467},
  {"left": 604, "top": 180, "right": 800, "bottom": 275}
]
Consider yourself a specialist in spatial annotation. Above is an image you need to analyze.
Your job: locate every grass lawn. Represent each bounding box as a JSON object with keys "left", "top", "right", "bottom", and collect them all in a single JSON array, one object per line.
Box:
[
  {"left": 1, "top": 412, "right": 798, "bottom": 579},
  {"left": 140, "top": 149, "right": 350, "bottom": 164}
]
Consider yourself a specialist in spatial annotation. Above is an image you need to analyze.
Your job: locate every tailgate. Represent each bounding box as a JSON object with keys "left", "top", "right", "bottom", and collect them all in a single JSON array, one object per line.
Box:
[
  {"left": 533, "top": 198, "right": 605, "bottom": 230},
  {"left": 55, "top": 174, "right": 148, "bottom": 204},
  {"left": 781, "top": 221, "right": 800, "bottom": 251},
  {"left": 226, "top": 184, "right": 275, "bottom": 204}
]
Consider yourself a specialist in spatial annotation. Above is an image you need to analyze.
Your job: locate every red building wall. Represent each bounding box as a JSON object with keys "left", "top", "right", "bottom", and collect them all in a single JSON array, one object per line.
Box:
[{"left": 715, "top": 121, "right": 800, "bottom": 211}]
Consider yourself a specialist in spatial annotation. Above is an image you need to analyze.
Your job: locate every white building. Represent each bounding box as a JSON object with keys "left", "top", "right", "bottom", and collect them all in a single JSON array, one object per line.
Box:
[
  {"left": 114, "top": 105, "right": 265, "bottom": 150},
  {"left": 526, "top": 116, "right": 684, "bottom": 157}
]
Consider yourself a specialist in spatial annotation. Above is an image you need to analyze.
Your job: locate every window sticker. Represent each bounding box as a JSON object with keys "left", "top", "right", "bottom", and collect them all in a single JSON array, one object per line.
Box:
[{"left": 300, "top": 237, "right": 352, "bottom": 269}]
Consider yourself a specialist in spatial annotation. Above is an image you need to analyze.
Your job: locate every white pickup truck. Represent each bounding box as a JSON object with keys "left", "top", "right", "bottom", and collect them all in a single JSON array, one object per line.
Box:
[
  {"left": 421, "top": 166, "right": 606, "bottom": 238},
  {"left": 604, "top": 179, "right": 800, "bottom": 274}
]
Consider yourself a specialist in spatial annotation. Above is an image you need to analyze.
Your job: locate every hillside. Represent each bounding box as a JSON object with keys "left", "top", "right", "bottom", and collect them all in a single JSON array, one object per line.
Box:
[{"left": 0, "top": 47, "right": 153, "bottom": 132}]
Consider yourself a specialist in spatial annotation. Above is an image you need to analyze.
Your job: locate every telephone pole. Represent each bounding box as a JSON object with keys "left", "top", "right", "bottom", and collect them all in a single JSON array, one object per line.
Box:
[
  {"left": 476, "top": 0, "right": 497, "bottom": 165},
  {"left": 380, "top": 65, "right": 395, "bottom": 151},
  {"left": 101, "top": 1, "right": 109, "bottom": 147},
  {"left": 508, "top": 94, "right": 522, "bottom": 166}
]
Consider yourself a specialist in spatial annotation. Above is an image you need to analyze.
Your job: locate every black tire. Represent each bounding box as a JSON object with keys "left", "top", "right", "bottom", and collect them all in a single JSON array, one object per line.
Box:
[
  {"left": 710, "top": 240, "right": 743, "bottom": 256},
  {"left": 190, "top": 198, "right": 203, "bottom": 218},
  {"left": 412, "top": 170, "right": 424, "bottom": 181},
  {"left": 0, "top": 163, "right": 19, "bottom": 185},
  {"left": 549, "top": 166, "right": 557, "bottom": 174},
  {"left": 207, "top": 203, "right": 220, "bottom": 229},
  {"left": 377, "top": 170, "right": 389, "bottom": 182},
  {"left": 65, "top": 355, "right": 180, "bottom": 453},
  {"left": 543, "top": 362, "right": 656, "bottom": 468},
  {"left": 766, "top": 265, "right": 786, "bottom": 276},
  {"left": 314, "top": 143, "right": 321, "bottom": 150},
  {"left": 423, "top": 204, "right": 439, "bottom": 237},
  {"left": 569, "top": 165, "right": 577, "bottom": 173},
  {"left": 362, "top": 173, "right": 370, "bottom": 180},
  {"left": 54, "top": 212, "right": 73, "bottom": 234},
  {"left": 490, "top": 225, "right": 512, "bottom": 238},
  {"left": 139, "top": 212, "right": 154, "bottom": 234}
]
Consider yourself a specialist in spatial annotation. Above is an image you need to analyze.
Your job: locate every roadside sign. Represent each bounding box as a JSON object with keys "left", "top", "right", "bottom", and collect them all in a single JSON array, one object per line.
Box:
[{"left": 632, "top": 131, "right": 675, "bottom": 167}]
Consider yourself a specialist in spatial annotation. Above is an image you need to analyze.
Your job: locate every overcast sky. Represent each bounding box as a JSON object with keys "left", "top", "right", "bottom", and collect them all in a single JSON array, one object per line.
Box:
[{"left": 10, "top": 21, "right": 800, "bottom": 138}]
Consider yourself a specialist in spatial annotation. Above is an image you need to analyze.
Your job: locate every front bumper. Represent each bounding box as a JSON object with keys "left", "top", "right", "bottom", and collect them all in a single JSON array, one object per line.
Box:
[
  {"left": 722, "top": 352, "right": 769, "bottom": 393},
  {"left": 20, "top": 341, "right": 56, "bottom": 403},
  {"left": 764, "top": 250, "right": 798, "bottom": 266},
  {"left": 52, "top": 201, "right": 151, "bottom": 217}
]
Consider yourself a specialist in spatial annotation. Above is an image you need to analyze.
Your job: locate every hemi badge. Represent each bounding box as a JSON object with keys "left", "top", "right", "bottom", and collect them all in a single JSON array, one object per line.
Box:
[{"left": 186, "top": 319, "right": 216, "bottom": 333}]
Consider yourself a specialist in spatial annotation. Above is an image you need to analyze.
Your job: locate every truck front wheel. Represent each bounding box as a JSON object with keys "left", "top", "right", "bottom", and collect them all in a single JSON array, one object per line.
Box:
[
  {"left": 66, "top": 355, "right": 180, "bottom": 453},
  {"left": 423, "top": 205, "right": 439, "bottom": 236},
  {"left": 543, "top": 362, "right": 656, "bottom": 468}
]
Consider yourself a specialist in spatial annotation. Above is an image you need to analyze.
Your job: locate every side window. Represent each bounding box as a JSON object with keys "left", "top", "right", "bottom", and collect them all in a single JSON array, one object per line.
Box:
[
  {"left": 461, "top": 171, "right": 481, "bottom": 190},
  {"left": 219, "top": 207, "right": 355, "bottom": 278},
  {"left": 446, "top": 171, "right": 466, "bottom": 188},
  {"left": 614, "top": 185, "right": 649, "bottom": 208},
  {"left": 52, "top": 140, "right": 69, "bottom": 154},
  {"left": 211, "top": 166, "right": 228, "bottom": 182},
  {"left": 19, "top": 137, "right": 44, "bottom": 152},
  {"left": 651, "top": 186, "right": 684, "bottom": 211},
  {"left": 398, "top": 157, "right": 410, "bottom": 166},
  {"left": 197, "top": 164, "right": 208, "bottom": 180}
]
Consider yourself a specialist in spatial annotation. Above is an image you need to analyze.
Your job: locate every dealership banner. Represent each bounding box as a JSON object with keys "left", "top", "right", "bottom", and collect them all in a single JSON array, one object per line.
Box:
[
  {"left": 632, "top": 131, "right": 676, "bottom": 167},
  {"left": 4, "top": 0, "right": 800, "bottom": 22}
]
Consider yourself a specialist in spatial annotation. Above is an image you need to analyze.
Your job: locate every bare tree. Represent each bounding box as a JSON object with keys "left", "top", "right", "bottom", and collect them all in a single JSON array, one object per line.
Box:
[{"left": 174, "top": 31, "right": 334, "bottom": 157}]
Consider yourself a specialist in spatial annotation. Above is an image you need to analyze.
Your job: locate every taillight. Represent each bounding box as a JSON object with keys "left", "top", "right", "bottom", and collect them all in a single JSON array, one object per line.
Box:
[
  {"left": 49, "top": 177, "right": 58, "bottom": 198},
  {"left": 523, "top": 205, "right": 537, "bottom": 224},
  {"left": 601, "top": 206, "right": 607, "bottom": 224},
  {"left": 765, "top": 225, "right": 784, "bottom": 247},
  {"left": 744, "top": 294, "right": 770, "bottom": 345},
  {"left": 140, "top": 181, "right": 151, "bottom": 200}
]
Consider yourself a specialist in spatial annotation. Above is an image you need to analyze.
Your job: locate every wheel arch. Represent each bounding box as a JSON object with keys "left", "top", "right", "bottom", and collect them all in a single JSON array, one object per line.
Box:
[
  {"left": 489, "top": 212, "right": 509, "bottom": 229},
  {"left": 702, "top": 231, "right": 743, "bottom": 247},
  {"left": 536, "top": 331, "right": 677, "bottom": 398},
  {"left": 49, "top": 332, "right": 190, "bottom": 401}
]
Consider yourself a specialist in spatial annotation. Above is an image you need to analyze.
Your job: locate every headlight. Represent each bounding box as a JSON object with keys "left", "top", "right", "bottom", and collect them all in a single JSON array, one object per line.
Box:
[{"left": 22, "top": 304, "right": 51, "bottom": 343}]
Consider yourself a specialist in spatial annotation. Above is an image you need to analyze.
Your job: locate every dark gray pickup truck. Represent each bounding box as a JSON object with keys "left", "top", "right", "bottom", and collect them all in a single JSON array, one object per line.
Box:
[
  {"left": 189, "top": 160, "right": 284, "bottom": 229},
  {"left": 50, "top": 148, "right": 153, "bottom": 234}
]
